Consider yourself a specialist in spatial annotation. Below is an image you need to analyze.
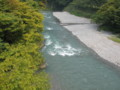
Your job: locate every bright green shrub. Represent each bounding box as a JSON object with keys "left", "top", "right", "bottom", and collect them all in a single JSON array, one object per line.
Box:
[
  {"left": 0, "top": 12, "right": 23, "bottom": 43},
  {"left": 0, "top": 43, "right": 49, "bottom": 90},
  {"left": 0, "top": 0, "right": 49, "bottom": 89}
]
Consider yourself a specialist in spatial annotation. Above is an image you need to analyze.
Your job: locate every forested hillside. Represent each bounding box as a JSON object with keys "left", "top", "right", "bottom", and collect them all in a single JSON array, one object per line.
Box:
[
  {"left": 0, "top": 0, "right": 49, "bottom": 89},
  {"left": 47, "top": 0, "right": 73, "bottom": 10},
  {"left": 65, "top": 0, "right": 107, "bottom": 17},
  {"left": 65, "top": 0, "right": 120, "bottom": 33},
  {"left": 47, "top": 0, "right": 120, "bottom": 33}
]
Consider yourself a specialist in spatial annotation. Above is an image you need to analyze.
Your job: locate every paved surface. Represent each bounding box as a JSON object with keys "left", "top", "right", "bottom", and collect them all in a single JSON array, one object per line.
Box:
[
  {"left": 53, "top": 12, "right": 120, "bottom": 68},
  {"left": 54, "top": 12, "right": 91, "bottom": 24}
]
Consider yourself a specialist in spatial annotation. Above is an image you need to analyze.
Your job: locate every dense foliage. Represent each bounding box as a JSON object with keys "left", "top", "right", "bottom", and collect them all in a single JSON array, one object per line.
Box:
[
  {"left": 93, "top": 0, "right": 120, "bottom": 33},
  {"left": 20, "top": 0, "right": 46, "bottom": 9},
  {"left": 64, "top": 0, "right": 120, "bottom": 32},
  {"left": 0, "top": 0, "right": 49, "bottom": 89},
  {"left": 64, "top": 0, "right": 107, "bottom": 17},
  {"left": 47, "top": 0, "right": 73, "bottom": 11}
]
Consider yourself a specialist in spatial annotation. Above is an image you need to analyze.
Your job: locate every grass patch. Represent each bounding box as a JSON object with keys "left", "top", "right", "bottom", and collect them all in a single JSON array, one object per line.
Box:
[{"left": 108, "top": 36, "right": 120, "bottom": 43}]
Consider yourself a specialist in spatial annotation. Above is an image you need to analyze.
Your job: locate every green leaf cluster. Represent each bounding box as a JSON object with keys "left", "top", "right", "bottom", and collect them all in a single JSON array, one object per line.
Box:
[
  {"left": 93, "top": 0, "right": 120, "bottom": 32},
  {"left": 20, "top": 0, "right": 46, "bottom": 10},
  {"left": 0, "top": 0, "right": 49, "bottom": 89}
]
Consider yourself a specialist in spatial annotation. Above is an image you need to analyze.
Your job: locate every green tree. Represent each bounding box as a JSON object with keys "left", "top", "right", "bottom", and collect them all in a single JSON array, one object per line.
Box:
[
  {"left": 0, "top": 0, "right": 49, "bottom": 89},
  {"left": 94, "top": 0, "right": 120, "bottom": 32}
]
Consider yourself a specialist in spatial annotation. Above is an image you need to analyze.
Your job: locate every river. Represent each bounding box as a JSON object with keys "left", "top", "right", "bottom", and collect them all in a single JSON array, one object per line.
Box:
[{"left": 42, "top": 11, "right": 120, "bottom": 90}]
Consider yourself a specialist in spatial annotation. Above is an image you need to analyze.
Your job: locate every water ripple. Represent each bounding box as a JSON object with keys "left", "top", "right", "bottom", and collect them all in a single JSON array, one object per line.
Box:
[{"left": 48, "top": 43, "right": 81, "bottom": 56}]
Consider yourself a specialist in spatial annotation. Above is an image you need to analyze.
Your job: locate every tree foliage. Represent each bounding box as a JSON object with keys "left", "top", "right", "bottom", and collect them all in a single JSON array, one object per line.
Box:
[
  {"left": 47, "top": 0, "right": 73, "bottom": 10},
  {"left": 94, "top": 0, "right": 120, "bottom": 32},
  {"left": 69, "top": 0, "right": 107, "bottom": 9},
  {"left": 64, "top": 0, "right": 107, "bottom": 17},
  {"left": 0, "top": 0, "right": 49, "bottom": 89}
]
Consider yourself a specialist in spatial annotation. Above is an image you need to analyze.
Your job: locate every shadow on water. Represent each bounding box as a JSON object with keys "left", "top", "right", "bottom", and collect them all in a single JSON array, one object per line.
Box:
[{"left": 42, "top": 11, "right": 120, "bottom": 90}]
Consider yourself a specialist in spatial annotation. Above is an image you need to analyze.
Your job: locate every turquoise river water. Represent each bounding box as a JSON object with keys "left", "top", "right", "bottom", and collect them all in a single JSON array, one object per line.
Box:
[{"left": 42, "top": 12, "right": 120, "bottom": 90}]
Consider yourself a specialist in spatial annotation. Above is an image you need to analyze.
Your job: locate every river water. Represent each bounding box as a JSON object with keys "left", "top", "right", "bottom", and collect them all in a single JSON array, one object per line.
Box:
[{"left": 42, "top": 12, "right": 120, "bottom": 90}]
